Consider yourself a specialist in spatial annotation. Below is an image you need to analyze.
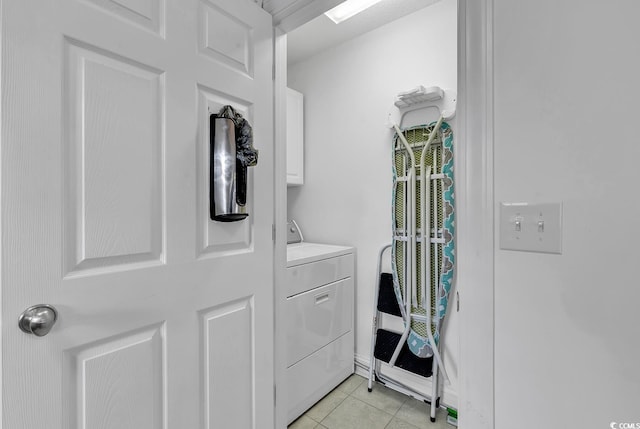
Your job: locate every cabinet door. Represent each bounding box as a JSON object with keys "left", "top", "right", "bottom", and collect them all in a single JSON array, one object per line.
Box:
[{"left": 287, "top": 87, "right": 305, "bottom": 185}]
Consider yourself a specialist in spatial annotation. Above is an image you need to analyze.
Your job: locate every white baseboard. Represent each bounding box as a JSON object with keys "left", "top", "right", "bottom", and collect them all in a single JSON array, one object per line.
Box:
[{"left": 354, "top": 353, "right": 458, "bottom": 409}]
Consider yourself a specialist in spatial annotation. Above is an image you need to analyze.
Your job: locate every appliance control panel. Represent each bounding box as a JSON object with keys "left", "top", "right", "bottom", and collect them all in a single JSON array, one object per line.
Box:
[{"left": 287, "top": 220, "right": 303, "bottom": 244}]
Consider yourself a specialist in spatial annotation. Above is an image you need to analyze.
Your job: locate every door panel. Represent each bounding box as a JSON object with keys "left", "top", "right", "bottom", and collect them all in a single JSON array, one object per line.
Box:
[
  {"left": 196, "top": 85, "right": 254, "bottom": 257},
  {"left": 198, "top": 0, "right": 254, "bottom": 76},
  {"left": 63, "top": 324, "right": 165, "bottom": 429},
  {"left": 85, "top": 0, "right": 164, "bottom": 35},
  {"left": 63, "top": 38, "right": 165, "bottom": 275},
  {"left": 1, "top": 0, "right": 274, "bottom": 427},
  {"left": 201, "top": 298, "right": 254, "bottom": 429}
]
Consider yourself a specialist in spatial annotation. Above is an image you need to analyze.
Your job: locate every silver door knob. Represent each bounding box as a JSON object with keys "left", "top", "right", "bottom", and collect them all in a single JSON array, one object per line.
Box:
[{"left": 18, "top": 304, "right": 58, "bottom": 337}]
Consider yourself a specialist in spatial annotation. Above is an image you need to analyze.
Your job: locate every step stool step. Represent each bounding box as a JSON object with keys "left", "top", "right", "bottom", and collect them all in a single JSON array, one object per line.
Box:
[
  {"left": 373, "top": 329, "right": 433, "bottom": 378},
  {"left": 377, "top": 273, "right": 402, "bottom": 317}
]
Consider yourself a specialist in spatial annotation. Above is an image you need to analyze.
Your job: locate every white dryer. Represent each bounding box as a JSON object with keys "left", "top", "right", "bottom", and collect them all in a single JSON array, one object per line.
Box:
[{"left": 285, "top": 222, "right": 355, "bottom": 424}]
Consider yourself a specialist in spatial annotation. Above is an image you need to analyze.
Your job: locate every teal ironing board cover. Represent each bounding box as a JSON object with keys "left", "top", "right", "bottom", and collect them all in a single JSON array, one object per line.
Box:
[{"left": 391, "top": 121, "right": 455, "bottom": 358}]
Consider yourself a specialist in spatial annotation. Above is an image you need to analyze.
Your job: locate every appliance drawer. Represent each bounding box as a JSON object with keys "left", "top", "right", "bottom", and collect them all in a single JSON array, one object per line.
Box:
[
  {"left": 285, "top": 253, "right": 354, "bottom": 297},
  {"left": 286, "top": 277, "right": 353, "bottom": 368},
  {"left": 286, "top": 331, "right": 354, "bottom": 424}
]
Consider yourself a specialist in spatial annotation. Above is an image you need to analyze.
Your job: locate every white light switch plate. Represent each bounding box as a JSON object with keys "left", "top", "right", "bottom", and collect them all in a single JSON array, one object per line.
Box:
[{"left": 499, "top": 202, "right": 562, "bottom": 254}]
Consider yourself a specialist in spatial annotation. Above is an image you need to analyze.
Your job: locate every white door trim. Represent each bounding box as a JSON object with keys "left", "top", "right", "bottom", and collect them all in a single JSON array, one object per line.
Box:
[
  {"left": 273, "top": 27, "right": 289, "bottom": 429},
  {"left": 264, "top": 0, "right": 342, "bottom": 32},
  {"left": 457, "top": 0, "right": 495, "bottom": 428}
]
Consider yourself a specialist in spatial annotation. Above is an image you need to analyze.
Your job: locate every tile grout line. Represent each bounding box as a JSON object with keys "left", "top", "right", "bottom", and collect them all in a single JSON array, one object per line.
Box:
[
  {"left": 364, "top": 376, "right": 411, "bottom": 428},
  {"left": 332, "top": 376, "right": 398, "bottom": 428},
  {"left": 385, "top": 389, "right": 411, "bottom": 429},
  {"left": 355, "top": 381, "right": 403, "bottom": 427},
  {"left": 371, "top": 379, "right": 438, "bottom": 429},
  {"left": 295, "top": 374, "right": 444, "bottom": 429},
  {"left": 317, "top": 393, "right": 348, "bottom": 426},
  {"left": 313, "top": 377, "right": 358, "bottom": 426},
  {"left": 360, "top": 377, "right": 411, "bottom": 423},
  {"left": 346, "top": 394, "right": 397, "bottom": 424}
]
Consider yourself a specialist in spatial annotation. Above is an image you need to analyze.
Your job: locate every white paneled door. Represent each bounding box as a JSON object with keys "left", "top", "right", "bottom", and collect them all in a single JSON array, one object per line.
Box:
[{"left": 1, "top": 0, "right": 274, "bottom": 428}]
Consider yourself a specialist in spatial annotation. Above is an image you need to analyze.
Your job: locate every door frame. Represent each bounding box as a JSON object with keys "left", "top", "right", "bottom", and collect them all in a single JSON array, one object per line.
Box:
[
  {"left": 456, "top": 0, "right": 495, "bottom": 428},
  {"left": 0, "top": 0, "right": 496, "bottom": 427},
  {"left": 273, "top": 25, "right": 290, "bottom": 429},
  {"left": 272, "top": 0, "right": 494, "bottom": 427}
]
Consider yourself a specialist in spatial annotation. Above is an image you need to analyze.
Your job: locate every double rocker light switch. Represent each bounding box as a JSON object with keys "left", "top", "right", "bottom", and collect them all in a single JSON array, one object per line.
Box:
[{"left": 499, "top": 202, "right": 563, "bottom": 254}]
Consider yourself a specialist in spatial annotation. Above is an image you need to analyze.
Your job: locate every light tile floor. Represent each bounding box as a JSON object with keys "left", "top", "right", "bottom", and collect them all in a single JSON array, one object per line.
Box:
[{"left": 288, "top": 374, "right": 451, "bottom": 429}]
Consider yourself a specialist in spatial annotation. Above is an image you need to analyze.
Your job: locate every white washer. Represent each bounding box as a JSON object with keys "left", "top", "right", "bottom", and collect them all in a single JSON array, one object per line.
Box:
[{"left": 285, "top": 240, "right": 355, "bottom": 424}]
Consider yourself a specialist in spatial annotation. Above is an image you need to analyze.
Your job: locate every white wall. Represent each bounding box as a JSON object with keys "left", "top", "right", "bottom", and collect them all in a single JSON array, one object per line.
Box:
[
  {"left": 287, "top": 0, "right": 459, "bottom": 406},
  {"left": 494, "top": 1, "right": 640, "bottom": 427}
]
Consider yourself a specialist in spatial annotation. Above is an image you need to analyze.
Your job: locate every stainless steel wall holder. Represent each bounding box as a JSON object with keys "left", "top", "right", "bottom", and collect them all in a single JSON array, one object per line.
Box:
[{"left": 210, "top": 115, "right": 249, "bottom": 222}]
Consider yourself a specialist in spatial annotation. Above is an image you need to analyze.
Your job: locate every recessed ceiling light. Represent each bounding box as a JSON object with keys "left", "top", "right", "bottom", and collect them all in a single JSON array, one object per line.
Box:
[{"left": 324, "top": 0, "right": 385, "bottom": 24}]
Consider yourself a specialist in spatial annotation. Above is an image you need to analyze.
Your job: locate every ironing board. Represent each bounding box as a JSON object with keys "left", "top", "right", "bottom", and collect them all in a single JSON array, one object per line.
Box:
[
  {"left": 391, "top": 121, "right": 455, "bottom": 359},
  {"left": 368, "top": 86, "right": 456, "bottom": 424}
]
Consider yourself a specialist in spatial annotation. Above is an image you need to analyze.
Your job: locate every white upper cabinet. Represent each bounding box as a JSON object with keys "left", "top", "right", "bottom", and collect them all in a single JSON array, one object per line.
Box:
[{"left": 287, "top": 87, "right": 304, "bottom": 186}]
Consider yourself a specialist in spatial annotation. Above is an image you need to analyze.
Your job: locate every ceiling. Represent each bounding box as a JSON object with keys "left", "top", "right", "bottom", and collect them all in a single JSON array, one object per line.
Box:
[
  {"left": 262, "top": 0, "right": 345, "bottom": 32},
  {"left": 286, "top": 0, "right": 441, "bottom": 65}
]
